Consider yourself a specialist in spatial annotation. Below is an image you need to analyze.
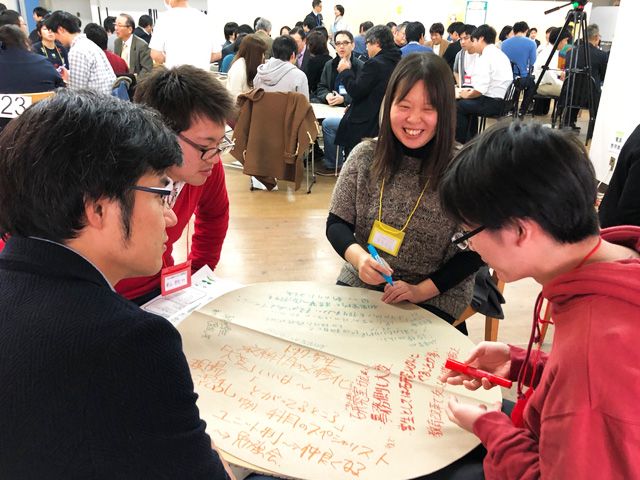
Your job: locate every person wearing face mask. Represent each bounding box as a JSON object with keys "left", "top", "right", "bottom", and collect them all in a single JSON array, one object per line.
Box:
[
  {"left": 149, "top": 0, "right": 221, "bottom": 70},
  {"left": 326, "top": 53, "right": 483, "bottom": 334}
]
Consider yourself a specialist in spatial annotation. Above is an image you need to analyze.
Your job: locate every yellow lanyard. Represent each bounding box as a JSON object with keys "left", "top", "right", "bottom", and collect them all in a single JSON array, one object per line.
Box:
[{"left": 378, "top": 177, "right": 429, "bottom": 233}]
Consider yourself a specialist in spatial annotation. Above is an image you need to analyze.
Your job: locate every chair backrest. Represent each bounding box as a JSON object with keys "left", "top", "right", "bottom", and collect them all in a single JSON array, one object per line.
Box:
[
  {"left": 499, "top": 80, "right": 519, "bottom": 118},
  {"left": 0, "top": 91, "right": 55, "bottom": 120},
  {"left": 558, "top": 71, "right": 597, "bottom": 109}
]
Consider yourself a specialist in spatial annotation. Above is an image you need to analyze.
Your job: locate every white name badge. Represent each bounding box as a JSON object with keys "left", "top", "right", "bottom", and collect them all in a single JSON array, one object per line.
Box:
[
  {"left": 367, "top": 220, "right": 405, "bottom": 256},
  {"left": 338, "top": 83, "right": 347, "bottom": 95},
  {"left": 463, "top": 75, "right": 472, "bottom": 86},
  {"left": 0, "top": 94, "right": 33, "bottom": 119}
]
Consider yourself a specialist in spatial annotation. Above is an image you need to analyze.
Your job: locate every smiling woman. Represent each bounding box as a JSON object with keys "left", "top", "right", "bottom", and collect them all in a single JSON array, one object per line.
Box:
[{"left": 326, "top": 53, "right": 484, "bottom": 334}]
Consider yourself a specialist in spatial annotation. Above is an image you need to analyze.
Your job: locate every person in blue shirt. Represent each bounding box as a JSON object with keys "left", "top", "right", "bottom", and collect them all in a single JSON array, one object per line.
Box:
[
  {"left": 500, "top": 21, "right": 536, "bottom": 78},
  {"left": 400, "top": 22, "right": 434, "bottom": 57}
]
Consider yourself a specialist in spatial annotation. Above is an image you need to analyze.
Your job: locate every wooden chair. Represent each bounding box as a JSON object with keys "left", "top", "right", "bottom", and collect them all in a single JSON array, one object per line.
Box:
[{"left": 452, "top": 269, "right": 505, "bottom": 342}]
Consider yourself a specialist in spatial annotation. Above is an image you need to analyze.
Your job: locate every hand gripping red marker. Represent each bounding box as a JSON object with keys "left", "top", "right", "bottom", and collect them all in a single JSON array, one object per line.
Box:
[{"left": 445, "top": 358, "right": 513, "bottom": 388}]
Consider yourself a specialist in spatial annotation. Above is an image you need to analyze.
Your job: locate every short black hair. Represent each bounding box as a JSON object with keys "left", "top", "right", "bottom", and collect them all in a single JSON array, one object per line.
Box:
[
  {"left": 359, "top": 21, "right": 373, "bottom": 33},
  {"left": 498, "top": 25, "right": 513, "bottom": 42},
  {"left": 232, "top": 33, "right": 247, "bottom": 52},
  {"left": 302, "top": 17, "right": 316, "bottom": 31},
  {"left": 103, "top": 15, "right": 115, "bottom": 33},
  {"left": 365, "top": 24, "right": 394, "bottom": 49},
  {"left": 312, "top": 0, "right": 322, "bottom": 7},
  {"left": 335, "top": 5, "right": 345, "bottom": 16},
  {"left": 0, "top": 9, "right": 20, "bottom": 27},
  {"left": 405, "top": 21, "right": 425, "bottom": 43},
  {"left": 33, "top": 6, "right": 48, "bottom": 18},
  {"left": 513, "top": 21, "right": 529, "bottom": 35},
  {"left": 334, "top": 29, "right": 353, "bottom": 42},
  {"left": 471, "top": 24, "right": 496, "bottom": 44},
  {"left": 0, "top": 24, "right": 27, "bottom": 50},
  {"left": 224, "top": 21, "right": 238, "bottom": 40},
  {"left": 45, "top": 10, "right": 81, "bottom": 34},
  {"left": 0, "top": 4, "right": 6, "bottom": 12},
  {"left": 36, "top": 18, "right": 47, "bottom": 35},
  {"left": 290, "top": 26, "right": 305, "bottom": 40},
  {"left": 386, "top": 21, "right": 397, "bottom": 29},
  {"left": 134, "top": 64, "right": 236, "bottom": 133},
  {"left": 84, "top": 22, "right": 108, "bottom": 50},
  {"left": 448, "top": 21, "right": 465, "bottom": 35},
  {"left": 235, "top": 23, "right": 254, "bottom": 35},
  {"left": 314, "top": 26, "right": 329, "bottom": 40},
  {"left": 272, "top": 34, "right": 298, "bottom": 60},
  {"left": 429, "top": 22, "right": 445, "bottom": 36},
  {"left": 461, "top": 24, "right": 476, "bottom": 37},
  {"left": 440, "top": 121, "right": 599, "bottom": 243},
  {"left": 550, "top": 27, "right": 571, "bottom": 44},
  {"left": 138, "top": 14, "right": 153, "bottom": 29},
  {"left": 0, "top": 89, "right": 182, "bottom": 242}
]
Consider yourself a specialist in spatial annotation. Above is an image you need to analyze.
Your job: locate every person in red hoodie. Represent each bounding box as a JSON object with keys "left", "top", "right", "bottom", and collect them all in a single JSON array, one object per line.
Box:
[
  {"left": 116, "top": 65, "right": 236, "bottom": 304},
  {"left": 437, "top": 121, "right": 640, "bottom": 479}
]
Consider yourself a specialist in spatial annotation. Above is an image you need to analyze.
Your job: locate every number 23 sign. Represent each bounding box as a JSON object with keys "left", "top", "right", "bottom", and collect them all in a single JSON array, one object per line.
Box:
[{"left": 0, "top": 95, "right": 33, "bottom": 119}]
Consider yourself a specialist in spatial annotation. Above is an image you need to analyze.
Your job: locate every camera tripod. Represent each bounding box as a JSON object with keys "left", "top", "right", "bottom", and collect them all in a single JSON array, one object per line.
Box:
[{"left": 520, "top": 1, "right": 596, "bottom": 144}]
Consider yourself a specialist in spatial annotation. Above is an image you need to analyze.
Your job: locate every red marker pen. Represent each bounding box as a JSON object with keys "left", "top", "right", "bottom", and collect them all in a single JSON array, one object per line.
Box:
[{"left": 445, "top": 358, "right": 513, "bottom": 388}]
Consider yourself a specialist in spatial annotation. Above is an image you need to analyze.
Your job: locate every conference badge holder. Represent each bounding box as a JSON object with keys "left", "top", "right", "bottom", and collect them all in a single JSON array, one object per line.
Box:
[
  {"left": 368, "top": 220, "right": 404, "bottom": 256},
  {"left": 161, "top": 260, "right": 192, "bottom": 296}
]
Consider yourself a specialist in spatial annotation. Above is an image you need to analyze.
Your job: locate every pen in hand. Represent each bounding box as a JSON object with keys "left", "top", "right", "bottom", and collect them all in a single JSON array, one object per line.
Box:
[{"left": 367, "top": 244, "right": 393, "bottom": 286}]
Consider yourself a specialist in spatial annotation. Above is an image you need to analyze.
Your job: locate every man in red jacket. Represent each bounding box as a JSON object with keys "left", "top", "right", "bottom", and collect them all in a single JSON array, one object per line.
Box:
[
  {"left": 438, "top": 121, "right": 640, "bottom": 479},
  {"left": 116, "top": 65, "right": 236, "bottom": 304}
]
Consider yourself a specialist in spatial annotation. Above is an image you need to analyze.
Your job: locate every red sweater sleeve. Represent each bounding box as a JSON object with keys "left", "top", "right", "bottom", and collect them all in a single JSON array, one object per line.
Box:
[
  {"left": 188, "top": 161, "right": 229, "bottom": 272},
  {"left": 473, "top": 411, "right": 541, "bottom": 480}
]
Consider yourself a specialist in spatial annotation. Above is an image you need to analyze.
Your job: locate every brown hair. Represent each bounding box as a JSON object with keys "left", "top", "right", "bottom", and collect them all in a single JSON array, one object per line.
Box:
[
  {"left": 370, "top": 52, "right": 455, "bottom": 190},
  {"left": 306, "top": 30, "right": 328, "bottom": 55},
  {"left": 230, "top": 34, "right": 267, "bottom": 86}
]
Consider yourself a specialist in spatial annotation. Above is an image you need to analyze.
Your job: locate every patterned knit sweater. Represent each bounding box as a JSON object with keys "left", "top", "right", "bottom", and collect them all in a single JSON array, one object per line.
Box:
[{"left": 329, "top": 140, "right": 475, "bottom": 320}]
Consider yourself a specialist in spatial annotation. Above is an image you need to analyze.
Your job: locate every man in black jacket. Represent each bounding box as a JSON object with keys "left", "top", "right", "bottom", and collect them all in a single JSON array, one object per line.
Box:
[
  {"left": 334, "top": 25, "right": 401, "bottom": 158},
  {"left": 443, "top": 21, "right": 464, "bottom": 71},
  {"left": 0, "top": 90, "right": 234, "bottom": 479},
  {"left": 315, "top": 30, "right": 365, "bottom": 175},
  {"left": 563, "top": 23, "right": 608, "bottom": 129},
  {"left": 304, "top": 0, "right": 323, "bottom": 29}
]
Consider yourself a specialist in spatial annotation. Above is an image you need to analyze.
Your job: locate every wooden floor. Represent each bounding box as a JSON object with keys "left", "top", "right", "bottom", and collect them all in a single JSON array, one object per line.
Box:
[{"left": 171, "top": 111, "right": 596, "bottom": 399}]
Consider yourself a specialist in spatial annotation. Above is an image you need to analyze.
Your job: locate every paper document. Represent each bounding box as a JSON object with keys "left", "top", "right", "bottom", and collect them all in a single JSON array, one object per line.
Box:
[{"left": 142, "top": 266, "right": 243, "bottom": 326}]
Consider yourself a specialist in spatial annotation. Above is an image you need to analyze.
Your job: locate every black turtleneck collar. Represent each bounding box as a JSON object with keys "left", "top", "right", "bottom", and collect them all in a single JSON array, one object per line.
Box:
[{"left": 400, "top": 139, "right": 434, "bottom": 159}]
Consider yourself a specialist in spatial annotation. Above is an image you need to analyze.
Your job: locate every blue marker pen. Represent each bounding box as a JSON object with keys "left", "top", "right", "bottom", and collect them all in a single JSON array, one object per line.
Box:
[{"left": 367, "top": 244, "right": 393, "bottom": 286}]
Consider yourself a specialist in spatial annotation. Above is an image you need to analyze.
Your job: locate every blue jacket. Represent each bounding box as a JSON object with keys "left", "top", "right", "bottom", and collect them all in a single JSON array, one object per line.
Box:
[{"left": 401, "top": 42, "right": 434, "bottom": 57}]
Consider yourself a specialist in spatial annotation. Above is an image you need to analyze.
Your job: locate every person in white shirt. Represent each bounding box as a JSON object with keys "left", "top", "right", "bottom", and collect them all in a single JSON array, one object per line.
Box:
[
  {"left": 453, "top": 24, "right": 478, "bottom": 87},
  {"left": 149, "top": 0, "right": 221, "bottom": 71},
  {"left": 533, "top": 27, "right": 570, "bottom": 96},
  {"left": 226, "top": 34, "right": 267, "bottom": 99},
  {"left": 455, "top": 24, "right": 513, "bottom": 144}
]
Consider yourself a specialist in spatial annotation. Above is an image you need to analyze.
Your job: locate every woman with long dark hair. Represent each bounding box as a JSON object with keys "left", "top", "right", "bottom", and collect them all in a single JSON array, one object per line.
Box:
[
  {"left": 302, "top": 30, "right": 332, "bottom": 95},
  {"left": 326, "top": 53, "right": 483, "bottom": 333},
  {"left": 226, "top": 34, "right": 267, "bottom": 99}
]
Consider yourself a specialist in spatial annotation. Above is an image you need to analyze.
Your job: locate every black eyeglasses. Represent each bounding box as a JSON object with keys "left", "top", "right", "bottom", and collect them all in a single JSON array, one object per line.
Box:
[
  {"left": 132, "top": 185, "right": 173, "bottom": 208},
  {"left": 177, "top": 133, "right": 234, "bottom": 160},
  {"left": 451, "top": 226, "right": 486, "bottom": 250},
  {"left": 335, "top": 41, "right": 352, "bottom": 47}
]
